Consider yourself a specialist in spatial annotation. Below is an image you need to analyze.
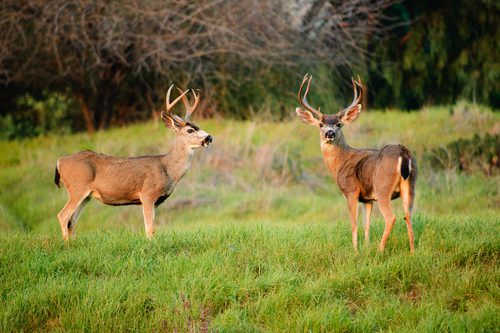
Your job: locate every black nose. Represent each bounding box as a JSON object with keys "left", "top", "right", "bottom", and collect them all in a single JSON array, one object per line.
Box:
[
  {"left": 205, "top": 135, "right": 213, "bottom": 143},
  {"left": 325, "top": 130, "right": 335, "bottom": 139}
]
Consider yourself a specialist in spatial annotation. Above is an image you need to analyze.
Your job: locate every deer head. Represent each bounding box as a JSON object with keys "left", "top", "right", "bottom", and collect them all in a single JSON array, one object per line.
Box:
[
  {"left": 296, "top": 73, "right": 362, "bottom": 143},
  {"left": 161, "top": 84, "right": 212, "bottom": 149}
]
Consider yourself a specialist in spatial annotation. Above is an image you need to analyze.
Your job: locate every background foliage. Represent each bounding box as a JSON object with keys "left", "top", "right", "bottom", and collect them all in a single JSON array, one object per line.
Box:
[
  {"left": 369, "top": 0, "right": 500, "bottom": 109},
  {"left": 1, "top": 0, "right": 498, "bottom": 139}
]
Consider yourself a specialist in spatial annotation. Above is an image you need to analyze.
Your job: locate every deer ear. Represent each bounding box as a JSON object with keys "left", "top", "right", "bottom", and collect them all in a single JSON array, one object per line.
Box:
[
  {"left": 161, "top": 112, "right": 183, "bottom": 130},
  {"left": 296, "top": 107, "right": 320, "bottom": 126},
  {"left": 339, "top": 104, "right": 362, "bottom": 124}
]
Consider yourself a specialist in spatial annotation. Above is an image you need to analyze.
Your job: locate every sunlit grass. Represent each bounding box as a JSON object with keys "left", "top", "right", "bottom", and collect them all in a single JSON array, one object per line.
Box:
[
  {"left": 1, "top": 217, "right": 498, "bottom": 332},
  {"left": 0, "top": 106, "right": 499, "bottom": 331}
]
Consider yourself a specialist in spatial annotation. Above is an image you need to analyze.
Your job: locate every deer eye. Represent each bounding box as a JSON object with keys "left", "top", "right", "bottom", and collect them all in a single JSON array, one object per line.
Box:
[
  {"left": 187, "top": 128, "right": 195, "bottom": 133},
  {"left": 319, "top": 123, "right": 324, "bottom": 128},
  {"left": 336, "top": 123, "right": 342, "bottom": 128}
]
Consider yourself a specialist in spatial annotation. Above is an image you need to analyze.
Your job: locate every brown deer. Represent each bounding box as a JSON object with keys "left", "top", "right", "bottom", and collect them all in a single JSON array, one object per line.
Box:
[
  {"left": 54, "top": 85, "right": 213, "bottom": 240},
  {"left": 295, "top": 74, "right": 417, "bottom": 253}
]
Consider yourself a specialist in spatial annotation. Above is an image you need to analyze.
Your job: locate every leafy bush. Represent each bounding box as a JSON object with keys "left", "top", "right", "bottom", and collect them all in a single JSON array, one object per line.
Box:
[
  {"left": 369, "top": 0, "right": 500, "bottom": 109},
  {"left": 426, "top": 133, "right": 499, "bottom": 176},
  {"left": 0, "top": 92, "right": 77, "bottom": 140}
]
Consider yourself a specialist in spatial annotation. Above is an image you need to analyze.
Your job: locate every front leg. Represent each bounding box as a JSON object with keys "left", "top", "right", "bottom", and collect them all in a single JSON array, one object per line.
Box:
[
  {"left": 347, "top": 196, "right": 359, "bottom": 252},
  {"left": 363, "top": 202, "right": 373, "bottom": 244},
  {"left": 140, "top": 194, "right": 156, "bottom": 239}
]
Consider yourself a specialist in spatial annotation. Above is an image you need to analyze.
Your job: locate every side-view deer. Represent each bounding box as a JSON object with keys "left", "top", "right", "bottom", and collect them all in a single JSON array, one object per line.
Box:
[
  {"left": 295, "top": 74, "right": 417, "bottom": 252},
  {"left": 54, "top": 85, "right": 212, "bottom": 240}
]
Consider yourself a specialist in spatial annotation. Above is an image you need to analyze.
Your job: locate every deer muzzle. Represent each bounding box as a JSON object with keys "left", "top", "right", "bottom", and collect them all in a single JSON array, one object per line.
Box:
[
  {"left": 325, "top": 130, "right": 335, "bottom": 139},
  {"left": 202, "top": 135, "right": 213, "bottom": 147}
]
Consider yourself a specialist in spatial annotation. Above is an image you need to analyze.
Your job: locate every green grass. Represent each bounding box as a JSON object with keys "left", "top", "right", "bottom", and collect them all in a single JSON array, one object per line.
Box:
[
  {"left": 0, "top": 105, "right": 499, "bottom": 331},
  {"left": 1, "top": 219, "right": 498, "bottom": 332}
]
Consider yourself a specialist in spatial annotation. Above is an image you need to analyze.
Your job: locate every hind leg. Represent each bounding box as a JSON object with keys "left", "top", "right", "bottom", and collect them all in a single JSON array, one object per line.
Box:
[
  {"left": 400, "top": 180, "right": 415, "bottom": 253},
  {"left": 373, "top": 171, "right": 401, "bottom": 252},
  {"left": 58, "top": 191, "right": 90, "bottom": 241},
  {"left": 67, "top": 196, "right": 91, "bottom": 240},
  {"left": 378, "top": 197, "right": 396, "bottom": 252}
]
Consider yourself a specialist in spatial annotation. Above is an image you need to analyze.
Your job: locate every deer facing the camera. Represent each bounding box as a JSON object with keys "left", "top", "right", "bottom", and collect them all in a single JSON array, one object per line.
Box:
[
  {"left": 296, "top": 74, "right": 417, "bottom": 252},
  {"left": 54, "top": 85, "right": 213, "bottom": 240}
]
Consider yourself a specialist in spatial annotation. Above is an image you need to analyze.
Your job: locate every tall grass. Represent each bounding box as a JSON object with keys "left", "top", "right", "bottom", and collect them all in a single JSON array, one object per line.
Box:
[
  {"left": 1, "top": 219, "right": 498, "bottom": 332},
  {"left": 0, "top": 105, "right": 497, "bottom": 233},
  {"left": 0, "top": 105, "right": 499, "bottom": 331}
]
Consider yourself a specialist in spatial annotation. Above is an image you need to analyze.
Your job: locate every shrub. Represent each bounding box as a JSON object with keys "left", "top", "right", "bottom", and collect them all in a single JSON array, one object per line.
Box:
[
  {"left": 0, "top": 92, "right": 77, "bottom": 140},
  {"left": 426, "top": 133, "right": 499, "bottom": 176}
]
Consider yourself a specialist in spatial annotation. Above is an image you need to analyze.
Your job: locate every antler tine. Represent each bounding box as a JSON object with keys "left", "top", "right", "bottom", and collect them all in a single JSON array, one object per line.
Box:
[
  {"left": 339, "top": 76, "right": 362, "bottom": 116},
  {"left": 176, "top": 88, "right": 201, "bottom": 120},
  {"left": 298, "top": 73, "right": 323, "bottom": 119},
  {"left": 192, "top": 89, "right": 201, "bottom": 108},
  {"left": 351, "top": 78, "right": 359, "bottom": 105},
  {"left": 165, "top": 84, "right": 189, "bottom": 116},
  {"left": 187, "top": 89, "right": 201, "bottom": 120},
  {"left": 354, "top": 76, "right": 363, "bottom": 105}
]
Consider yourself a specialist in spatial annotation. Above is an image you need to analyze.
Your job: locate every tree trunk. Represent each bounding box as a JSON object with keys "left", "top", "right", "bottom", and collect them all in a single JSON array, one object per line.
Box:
[
  {"left": 302, "top": 0, "right": 328, "bottom": 30},
  {"left": 95, "top": 78, "right": 119, "bottom": 130},
  {"left": 96, "top": 93, "right": 113, "bottom": 130},
  {"left": 91, "top": 90, "right": 107, "bottom": 130},
  {"left": 361, "top": 82, "right": 368, "bottom": 111},
  {"left": 77, "top": 94, "right": 95, "bottom": 134}
]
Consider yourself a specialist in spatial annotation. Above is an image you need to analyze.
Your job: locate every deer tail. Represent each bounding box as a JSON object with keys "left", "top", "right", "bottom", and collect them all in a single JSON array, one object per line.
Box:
[
  {"left": 399, "top": 147, "right": 412, "bottom": 181},
  {"left": 54, "top": 163, "right": 61, "bottom": 188},
  {"left": 401, "top": 156, "right": 411, "bottom": 180}
]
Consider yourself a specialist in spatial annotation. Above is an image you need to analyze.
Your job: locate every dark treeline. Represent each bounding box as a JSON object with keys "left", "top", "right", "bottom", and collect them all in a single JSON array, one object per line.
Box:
[
  {"left": 0, "top": 0, "right": 498, "bottom": 139},
  {"left": 369, "top": 0, "right": 499, "bottom": 109}
]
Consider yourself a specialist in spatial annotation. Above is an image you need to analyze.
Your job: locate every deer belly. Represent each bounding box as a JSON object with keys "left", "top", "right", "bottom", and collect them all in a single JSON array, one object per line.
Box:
[
  {"left": 358, "top": 185, "right": 376, "bottom": 202},
  {"left": 359, "top": 192, "right": 376, "bottom": 203},
  {"left": 91, "top": 189, "right": 141, "bottom": 206},
  {"left": 391, "top": 183, "right": 401, "bottom": 200},
  {"left": 358, "top": 183, "right": 401, "bottom": 202}
]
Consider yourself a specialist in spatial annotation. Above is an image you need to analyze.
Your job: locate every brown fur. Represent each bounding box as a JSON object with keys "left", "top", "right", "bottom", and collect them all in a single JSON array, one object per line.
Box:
[
  {"left": 55, "top": 87, "right": 211, "bottom": 240},
  {"left": 321, "top": 132, "right": 417, "bottom": 252},
  {"left": 296, "top": 74, "right": 417, "bottom": 253}
]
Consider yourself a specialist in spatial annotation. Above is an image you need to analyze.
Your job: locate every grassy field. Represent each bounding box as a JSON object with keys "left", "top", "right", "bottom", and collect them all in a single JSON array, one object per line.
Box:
[{"left": 0, "top": 105, "right": 499, "bottom": 331}]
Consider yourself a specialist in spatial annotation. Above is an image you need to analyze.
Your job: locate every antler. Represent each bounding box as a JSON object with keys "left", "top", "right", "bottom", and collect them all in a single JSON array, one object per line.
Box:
[
  {"left": 177, "top": 88, "right": 200, "bottom": 120},
  {"left": 338, "top": 76, "right": 363, "bottom": 117},
  {"left": 164, "top": 84, "right": 189, "bottom": 123},
  {"left": 298, "top": 73, "right": 323, "bottom": 119}
]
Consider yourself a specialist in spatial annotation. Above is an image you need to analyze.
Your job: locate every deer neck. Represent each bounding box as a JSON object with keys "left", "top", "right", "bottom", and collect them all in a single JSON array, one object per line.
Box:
[
  {"left": 320, "top": 131, "right": 354, "bottom": 179},
  {"left": 163, "top": 140, "right": 194, "bottom": 183}
]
